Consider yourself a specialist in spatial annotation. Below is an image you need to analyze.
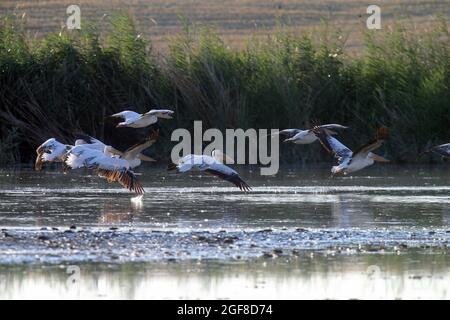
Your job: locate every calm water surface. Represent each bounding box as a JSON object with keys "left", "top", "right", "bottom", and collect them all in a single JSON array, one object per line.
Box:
[{"left": 0, "top": 165, "right": 449, "bottom": 299}]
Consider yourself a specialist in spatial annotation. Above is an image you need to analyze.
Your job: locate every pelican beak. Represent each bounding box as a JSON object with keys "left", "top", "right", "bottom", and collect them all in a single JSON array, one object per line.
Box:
[
  {"left": 158, "top": 113, "right": 173, "bottom": 119},
  {"left": 138, "top": 154, "right": 156, "bottom": 162},
  {"left": 371, "top": 154, "right": 390, "bottom": 163}
]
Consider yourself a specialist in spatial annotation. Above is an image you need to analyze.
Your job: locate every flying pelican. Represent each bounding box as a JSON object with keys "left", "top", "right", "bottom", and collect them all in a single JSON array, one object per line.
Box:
[
  {"left": 35, "top": 138, "right": 72, "bottom": 171},
  {"left": 74, "top": 133, "right": 157, "bottom": 167},
  {"left": 167, "top": 151, "right": 251, "bottom": 191},
  {"left": 313, "top": 126, "right": 390, "bottom": 175},
  {"left": 121, "top": 130, "right": 159, "bottom": 168},
  {"left": 65, "top": 145, "right": 145, "bottom": 195},
  {"left": 111, "top": 109, "right": 174, "bottom": 128},
  {"left": 421, "top": 143, "right": 450, "bottom": 159},
  {"left": 278, "top": 124, "right": 348, "bottom": 144}
]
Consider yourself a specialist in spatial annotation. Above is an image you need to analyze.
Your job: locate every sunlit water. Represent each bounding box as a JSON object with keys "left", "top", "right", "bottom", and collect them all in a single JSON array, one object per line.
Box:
[{"left": 0, "top": 165, "right": 449, "bottom": 299}]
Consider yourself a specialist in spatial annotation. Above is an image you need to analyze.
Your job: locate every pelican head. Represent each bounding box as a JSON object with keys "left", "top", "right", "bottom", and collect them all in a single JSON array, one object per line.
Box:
[
  {"left": 38, "top": 138, "right": 57, "bottom": 152},
  {"left": 74, "top": 139, "right": 87, "bottom": 146},
  {"left": 212, "top": 149, "right": 235, "bottom": 164},
  {"left": 145, "top": 109, "right": 174, "bottom": 119}
]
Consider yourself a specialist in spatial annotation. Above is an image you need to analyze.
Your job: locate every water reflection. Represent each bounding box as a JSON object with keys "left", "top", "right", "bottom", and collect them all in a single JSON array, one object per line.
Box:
[
  {"left": 331, "top": 196, "right": 374, "bottom": 228},
  {"left": 1, "top": 166, "right": 449, "bottom": 230},
  {"left": 1, "top": 253, "right": 449, "bottom": 299}
]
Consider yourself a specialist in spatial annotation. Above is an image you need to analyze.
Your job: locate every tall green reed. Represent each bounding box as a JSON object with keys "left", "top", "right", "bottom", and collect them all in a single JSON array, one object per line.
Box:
[{"left": 0, "top": 13, "right": 448, "bottom": 166}]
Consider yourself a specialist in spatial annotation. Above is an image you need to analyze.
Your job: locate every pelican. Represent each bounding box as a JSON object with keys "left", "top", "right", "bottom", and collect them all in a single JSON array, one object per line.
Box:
[
  {"left": 121, "top": 130, "right": 159, "bottom": 168},
  {"left": 167, "top": 151, "right": 251, "bottom": 191},
  {"left": 65, "top": 145, "right": 145, "bottom": 195},
  {"left": 279, "top": 124, "right": 348, "bottom": 144},
  {"left": 421, "top": 143, "right": 450, "bottom": 159},
  {"left": 75, "top": 133, "right": 157, "bottom": 168},
  {"left": 35, "top": 138, "right": 72, "bottom": 171},
  {"left": 313, "top": 126, "right": 390, "bottom": 175},
  {"left": 111, "top": 109, "right": 174, "bottom": 128}
]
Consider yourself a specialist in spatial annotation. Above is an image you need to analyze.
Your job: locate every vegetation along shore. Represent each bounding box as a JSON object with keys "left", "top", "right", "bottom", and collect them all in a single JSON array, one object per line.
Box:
[{"left": 0, "top": 13, "right": 449, "bottom": 166}]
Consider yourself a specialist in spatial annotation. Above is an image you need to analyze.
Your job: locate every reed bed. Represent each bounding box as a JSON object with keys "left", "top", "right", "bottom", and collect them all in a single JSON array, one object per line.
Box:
[{"left": 0, "top": 13, "right": 448, "bottom": 165}]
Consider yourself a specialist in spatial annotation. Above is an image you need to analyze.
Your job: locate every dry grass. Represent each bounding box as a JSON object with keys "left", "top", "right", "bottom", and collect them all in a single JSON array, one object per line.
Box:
[{"left": 1, "top": 0, "right": 449, "bottom": 51}]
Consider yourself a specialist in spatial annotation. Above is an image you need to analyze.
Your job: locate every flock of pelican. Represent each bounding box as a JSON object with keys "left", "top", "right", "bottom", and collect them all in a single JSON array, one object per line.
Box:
[{"left": 35, "top": 110, "right": 450, "bottom": 196}]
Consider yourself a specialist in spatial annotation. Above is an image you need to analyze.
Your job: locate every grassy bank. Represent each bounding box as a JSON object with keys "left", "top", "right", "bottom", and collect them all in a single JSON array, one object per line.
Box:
[{"left": 0, "top": 13, "right": 449, "bottom": 166}]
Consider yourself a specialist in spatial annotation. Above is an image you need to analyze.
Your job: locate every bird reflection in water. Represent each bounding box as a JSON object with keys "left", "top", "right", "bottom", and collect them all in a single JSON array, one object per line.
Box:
[{"left": 99, "top": 200, "right": 144, "bottom": 224}]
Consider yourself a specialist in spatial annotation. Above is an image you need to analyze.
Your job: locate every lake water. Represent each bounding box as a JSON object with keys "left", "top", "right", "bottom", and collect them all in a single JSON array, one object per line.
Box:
[{"left": 0, "top": 165, "right": 449, "bottom": 299}]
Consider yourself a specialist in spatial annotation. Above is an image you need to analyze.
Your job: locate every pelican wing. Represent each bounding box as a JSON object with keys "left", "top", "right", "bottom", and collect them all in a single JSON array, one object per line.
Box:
[
  {"left": 146, "top": 109, "right": 174, "bottom": 116},
  {"left": 111, "top": 111, "right": 141, "bottom": 122},
  {"left": 123, "top": 130, "right": 159, "bottom": 159},
  {"left": 169, "top": 154, "right": 250, "bottom": 191},
  {"left": 353, "top": 127, "right": 389, "bottom": 159},
  {"left": 96, "top": 169, "right": 145, "bottom": 195},
  {"left": 277, "top": 129, "right": 302, "bottom": 138},
  {"left": 205, "top": 168, "right": 251, "bottom": 191},
  {"left": 431, "top": 143, "right": 450, "bottom": 158},
  {"left": 318, "top": 124, "right": 349, "bottom": 130},
  {"left": 314, "top": 128, "right": 353, "bottom": 164},
  {"left": 74, "top": 133, "right": 104, "bottom": 145},
  {"left": 67, "top": 146, "right": 143, "bottom": 194},
  {"left": 85, "top": 154, "right": 131, "bottom": 172},
  {"left": 124, "top": 140, "right": 155, "bottom": 159}
]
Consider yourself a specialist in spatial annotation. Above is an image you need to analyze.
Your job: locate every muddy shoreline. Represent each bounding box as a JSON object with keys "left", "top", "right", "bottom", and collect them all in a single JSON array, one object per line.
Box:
[{"left": 1, "top": 226, "right": 449, "bottom": 265}]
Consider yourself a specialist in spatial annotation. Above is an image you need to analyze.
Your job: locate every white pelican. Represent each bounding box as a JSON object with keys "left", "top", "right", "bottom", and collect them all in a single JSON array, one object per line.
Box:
[
  {"left": 313, "top": 126, "right": 390, "bottom": 175},
  {"left": 65, "top": 145, "right": 145, "bottom": 195},
  {"left": 35, "top": 138, "right": 72, "bottom": 171},
  {"left": 121, "top": 130, "right": 159, "bottom": 168},
  {"left": 111, "top": 109, "right": 174, "bottom": 128},
  {"left": 74, "top": 133, "right": 157, "bottom": 167},
  {"left": 168, "top": 151, "right": 251, "bottom": 191},
  {"left": 280, "top": 124, "right": 348, "bottom": 144},
  {"left": 421, "top": 143, "right": 450, "bottom": 159}
]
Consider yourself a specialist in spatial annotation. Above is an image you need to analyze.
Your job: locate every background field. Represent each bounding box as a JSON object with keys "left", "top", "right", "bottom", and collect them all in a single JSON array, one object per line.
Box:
[{"left": 1, "top": 0, "right": 449, "bottom": 50}]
